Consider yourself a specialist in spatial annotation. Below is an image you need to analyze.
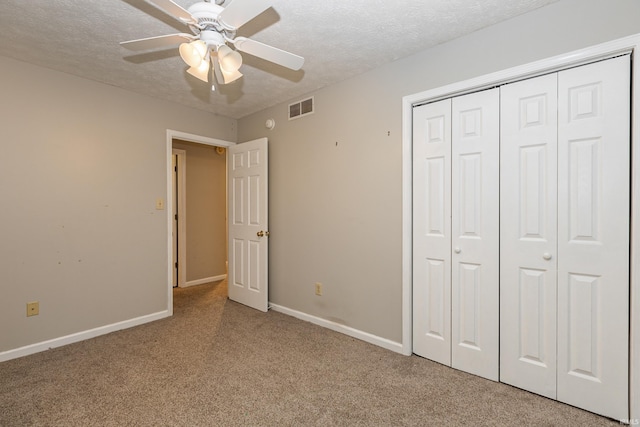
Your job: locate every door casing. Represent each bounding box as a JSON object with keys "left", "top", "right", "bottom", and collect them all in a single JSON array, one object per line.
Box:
[{"left": 172, "top": 148, "right": 186, "bottom": 288}]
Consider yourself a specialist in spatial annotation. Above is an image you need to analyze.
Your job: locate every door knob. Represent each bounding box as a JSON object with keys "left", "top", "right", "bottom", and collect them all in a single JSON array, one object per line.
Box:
[
  {"left": 257, "top": 231, "right": 264, "bottom": 237},
  {"left": 543, "top": 252, "right": 552, "bottom": 260},
  {"left": 454, "top": 247, "right": 461, "bottom": 254}
]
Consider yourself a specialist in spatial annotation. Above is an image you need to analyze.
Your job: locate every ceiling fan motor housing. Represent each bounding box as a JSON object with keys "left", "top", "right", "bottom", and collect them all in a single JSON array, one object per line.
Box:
[
  {"left": 200, "top": 30, "right": 226, "bottom": 50},
  {"left": 187, "top": 2, "right": 237, "bottom": 46},
  {"left": 188, "top": 2, "right": 223, "bottom": 27}
]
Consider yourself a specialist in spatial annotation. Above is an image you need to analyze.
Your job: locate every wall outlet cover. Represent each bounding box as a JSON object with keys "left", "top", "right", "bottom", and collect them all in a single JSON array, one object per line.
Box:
[{"left": 27, "top": 301, "right": 39, "bottom": 317}]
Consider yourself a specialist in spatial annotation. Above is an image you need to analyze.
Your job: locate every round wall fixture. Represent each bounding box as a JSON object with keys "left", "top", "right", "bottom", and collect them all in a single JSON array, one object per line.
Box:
[
  {"left": 215, "top": 146, "right": 225, "bottom": 155},
  {"left": 265, "top": 119, "right": 276, "bottom": 130}
]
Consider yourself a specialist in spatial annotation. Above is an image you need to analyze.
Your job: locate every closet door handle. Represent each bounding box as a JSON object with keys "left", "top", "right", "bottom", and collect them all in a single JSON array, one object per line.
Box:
[
  {"left": 543, "top": 252, "right": 552, "bottom": 260},
  {"left": 454, "top": 247, "right": 461, "bottom": 254}
]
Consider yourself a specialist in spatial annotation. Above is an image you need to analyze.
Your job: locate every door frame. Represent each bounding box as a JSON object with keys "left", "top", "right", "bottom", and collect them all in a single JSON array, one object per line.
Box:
[
  {"left": 172, "top": 148, "right": 186, "bottom": 287},
  {"left": 401, "top": 34, "right": 640, "bottom": 420},
  {"left": 165, "top": 129, "right": 235, "bottom": 315}
]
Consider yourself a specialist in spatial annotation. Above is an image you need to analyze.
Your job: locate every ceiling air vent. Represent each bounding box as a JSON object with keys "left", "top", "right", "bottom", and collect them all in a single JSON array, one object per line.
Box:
[{"left": 289, "top": 97, "right": 314, "bottom": 120}]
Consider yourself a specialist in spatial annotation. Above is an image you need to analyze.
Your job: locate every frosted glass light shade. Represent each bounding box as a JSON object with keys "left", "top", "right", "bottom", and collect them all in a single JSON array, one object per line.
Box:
[
  {"left": 217, "top": 45, "right": 242, "bottom": 72},
  {"left": 179, "top": 41, "right": 207, "bottom": 68},
  {"left": 219, "top": 66, "right": 242, "bottom": 83},
  {"left": 187, "top": 58, "right": 210, "bottom": 82},
  {"left": 213, "top": 55, "right": 242, "bottom": 84}
]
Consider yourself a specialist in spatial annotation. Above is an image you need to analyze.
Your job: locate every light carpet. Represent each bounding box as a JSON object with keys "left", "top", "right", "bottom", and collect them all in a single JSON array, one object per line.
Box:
[{"left": 0, "top": 280, "right": 617, "bottom": 426}]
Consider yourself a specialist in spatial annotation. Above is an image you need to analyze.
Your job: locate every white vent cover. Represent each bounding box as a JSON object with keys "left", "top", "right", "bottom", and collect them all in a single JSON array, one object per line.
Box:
[{"left": 289, "top": 97, "right": 314, "bottom": 120}]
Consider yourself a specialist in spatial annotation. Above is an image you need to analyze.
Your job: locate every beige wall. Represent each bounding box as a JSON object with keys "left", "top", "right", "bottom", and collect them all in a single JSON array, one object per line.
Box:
[
  {"left": 173, "top": 140, "right": 227, "bottom": 282},
  {"left": 237, "top": 0, "right": 640, "bottom": 344},
  {"left": 0, "top": 56, "right": 236, "bottom": 353},
  {"left": 3, "top": 0, "right": 640, "bottom": 357}
]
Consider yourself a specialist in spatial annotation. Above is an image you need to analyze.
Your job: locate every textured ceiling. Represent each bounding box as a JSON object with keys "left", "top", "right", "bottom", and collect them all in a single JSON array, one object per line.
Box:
[{"left": 0, "top": 0, "right": 557, "bottom": 119}]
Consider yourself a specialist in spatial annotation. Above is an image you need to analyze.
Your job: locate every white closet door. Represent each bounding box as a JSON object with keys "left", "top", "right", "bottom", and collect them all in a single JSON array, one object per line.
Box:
[
  {"left": 413, "top": 99, "right": 452, "bottom": 365},
  {"left": 500, "top": 73, "right": 558, "bottom": 399},
  {"left": 556, "top": 55, "right": 630, "bottom": 420},
  {"left": 451, "top": 88, "right": 500, "bottom": 381}
]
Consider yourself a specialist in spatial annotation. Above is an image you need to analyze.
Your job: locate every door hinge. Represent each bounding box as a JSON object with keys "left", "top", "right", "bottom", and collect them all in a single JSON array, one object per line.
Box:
[
  {"left": 175, "top": 214, "right": 178, "bottom": 220},
  {"left": 175, "top": 262, "right": 178, "bottom": 268}
]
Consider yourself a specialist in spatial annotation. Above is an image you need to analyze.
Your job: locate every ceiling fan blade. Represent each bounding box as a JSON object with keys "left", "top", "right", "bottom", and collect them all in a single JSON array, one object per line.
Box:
[
  {"left": 233, "top": 37, "right": 304, "bottom": 70},
  {"left": 213, "top": 56, "right": 243, "bottom": 84},
  {"left": 218, "top": 0, "right": 271, "bottom": 30},
  {"left": 147, "top": 0, "right": 198, "bottom": 25},
  {"left": 120, "top": 33, "right": 195, "bottom": 51}
]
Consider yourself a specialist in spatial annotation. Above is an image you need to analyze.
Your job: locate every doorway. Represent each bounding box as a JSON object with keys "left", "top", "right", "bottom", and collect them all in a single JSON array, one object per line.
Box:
[
  {"left": 165, "top": 130, "right": 235, "bottom": 313},
  {"left": 171, "top": 140, "right": 227, "bottom": 288}
]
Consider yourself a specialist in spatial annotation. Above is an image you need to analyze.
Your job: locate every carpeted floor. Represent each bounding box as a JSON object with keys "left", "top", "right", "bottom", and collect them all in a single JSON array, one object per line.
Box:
[{"left": 0, "top": 280, "right": 617, "bottom": 426}]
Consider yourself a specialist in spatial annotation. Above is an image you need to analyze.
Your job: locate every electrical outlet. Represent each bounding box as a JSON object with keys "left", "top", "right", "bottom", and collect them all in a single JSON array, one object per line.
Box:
[
  {"left": 27, "top": 301, "right": 39, "bottom": 317},
  {"left": 315, "top": 282, "right": 322, "bottom": 296}
]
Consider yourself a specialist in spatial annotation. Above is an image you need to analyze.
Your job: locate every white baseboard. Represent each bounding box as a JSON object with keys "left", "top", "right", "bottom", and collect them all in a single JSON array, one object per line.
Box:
[
  {"left": 0, "top": 310, "right": 171, "bottom": 363},
  {"left": 269, "top": 303, "right": 404, "bottom": 355},
  {"left": 181, "top": 274, "right": 226, "bottom": 288}
]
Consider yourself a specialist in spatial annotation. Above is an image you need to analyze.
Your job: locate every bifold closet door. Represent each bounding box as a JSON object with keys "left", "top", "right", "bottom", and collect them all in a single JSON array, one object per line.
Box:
[
  {"left": 500, "top": 73, "right": 559, "bottom": 399},
  {"left": 500, "top": 55, "right": 630, "bottom": 420},
  {"left": 451, "top": 89, "right": 499, "bottom": 381},
  {"left": 413, "top": 90, "right": 499, "bottom": 380},
  {"left": 413, "top": 98, "right": 452, "bottom": 365},
  {"left": 556, "top": 55, "right": 630, "bottom": 420}
]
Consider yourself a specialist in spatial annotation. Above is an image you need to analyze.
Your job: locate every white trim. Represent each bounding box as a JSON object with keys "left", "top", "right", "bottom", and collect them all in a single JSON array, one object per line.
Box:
[
  {"left": 270, "top": 303, "right": 404, "bottom": 354},
  {"left": 172, "top": 148, "right": 187, "bottom": 288},
  {"left": 631, "top": 35, "right": 640, "bottom": 424},
  {"left": 182, "top": 275, "right": 227, "bottom": 288},
  {"left": 401, "top": 95, "right": 413, "bottom": 357},
  {"left": 401, "top": 34, "right": 640, "bottom": 419},
  {"left": 0, "top": 310, "right": 171, "bottom": 363},
  {"left": 166, "top": 129, "right": 235, "bottom": 317},
  {"left": 167, "top": 130, "right": 236, "bottom": 148},
  {"left": 166, "top": 139, "right": 174, "bottom": 315}
]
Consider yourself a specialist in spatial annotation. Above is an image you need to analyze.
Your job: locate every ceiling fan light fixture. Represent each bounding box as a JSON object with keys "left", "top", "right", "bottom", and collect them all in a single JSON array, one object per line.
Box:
[
  {"left": 220, "top": 66, "right": 243, "bottom": 83},
  {"left": 217, "top": 45, "right": 243, "bottom": 73},
  {"left": 179, "top": 40, "right": 208, "bottom": 68},
  {"left": 187, "top": 58, "right": 210, "bottom": 82},
  {"left": 213, "top": 55, "right": 243, "bottom": 84},
  {"left": 120, "top": 0, "right": 304, "bottom": 89}
]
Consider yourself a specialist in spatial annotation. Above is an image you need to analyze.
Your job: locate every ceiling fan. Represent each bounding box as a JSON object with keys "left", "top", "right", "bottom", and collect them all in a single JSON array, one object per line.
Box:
[{"left": 120, "top": 0, "right": 304, "bottom": 86}]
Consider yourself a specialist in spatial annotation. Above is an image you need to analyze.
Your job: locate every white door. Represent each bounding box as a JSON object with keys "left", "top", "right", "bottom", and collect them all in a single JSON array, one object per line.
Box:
[
  {"left": 556, "top": 55, "right": 630, "bottom": 420},
  {"left": 413, "top": 98, "right": 452, "bottom": 365},
  {"left": 228, "top": 138, "right": 269, "bottom": 312},
  {"left": 500, "top": 56, "right": 630, "bottom": 419},
  {"left": 500, "top": 73, "right": 559, "bottom": 399},
  {"left": 451, "top": 88, "right": 499, "bottom": 381}
]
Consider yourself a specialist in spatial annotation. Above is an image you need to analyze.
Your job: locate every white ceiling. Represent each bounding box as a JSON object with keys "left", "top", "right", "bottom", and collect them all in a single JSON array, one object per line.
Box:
[{"left": 0, "top": 0, "right": 557, "bottom": 119}]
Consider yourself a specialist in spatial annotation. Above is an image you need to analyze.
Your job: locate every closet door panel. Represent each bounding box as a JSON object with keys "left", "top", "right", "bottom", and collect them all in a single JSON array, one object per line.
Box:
[
  {"left": 451, "top": 88, "right": 500, "bottom": 381},
  {"left": 557, "top": 55, "right": 630, "bottom": 420},
  {"left": 500, "top": 73, "right": 558, "bottom": 399},
  {"left": 413, "top": 99, "right": 452, "bottom": 365}
]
